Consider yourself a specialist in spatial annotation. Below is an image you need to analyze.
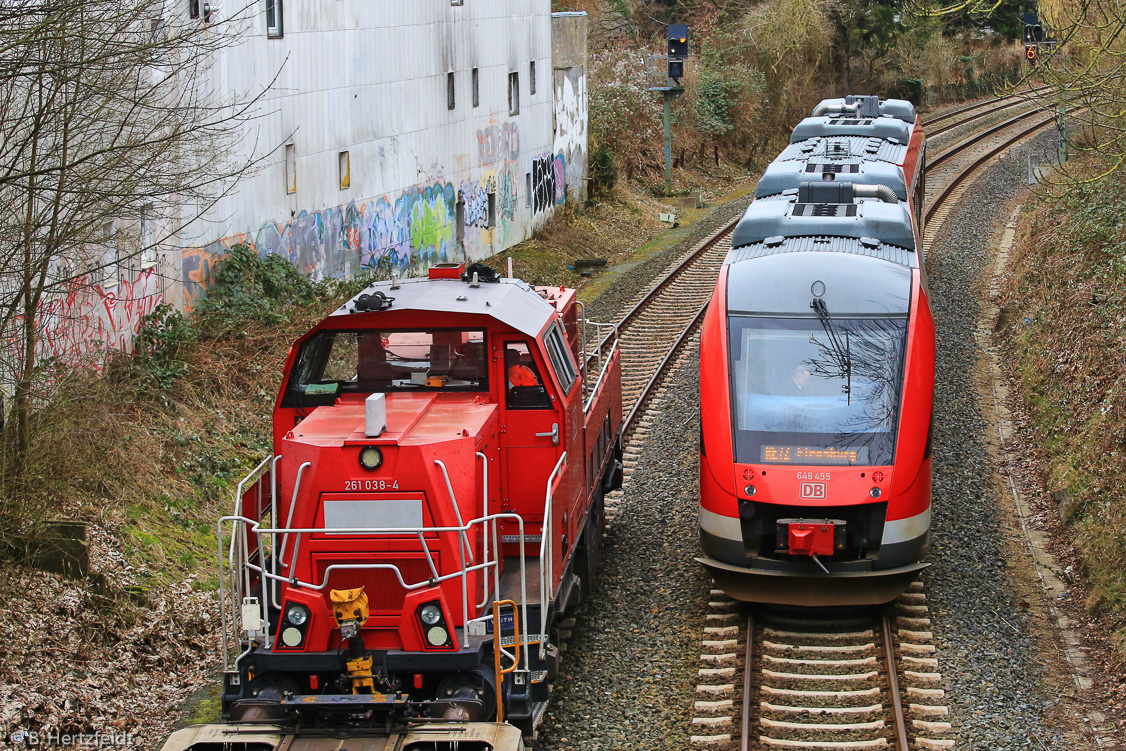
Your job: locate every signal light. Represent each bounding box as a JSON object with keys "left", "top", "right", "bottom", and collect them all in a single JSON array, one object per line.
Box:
[
  {"left": 872, "top": 471, "right": 884, "bottom": 483},
  {"left": 742, "top": 469, "right": 755, "bottom": 481},
  {"left": 667, "top": 24, "right": 689, "bottom": 60}
]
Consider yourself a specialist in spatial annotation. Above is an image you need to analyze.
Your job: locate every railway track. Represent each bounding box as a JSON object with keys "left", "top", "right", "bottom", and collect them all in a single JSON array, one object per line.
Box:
[
  {"left": 689, "top": 582, "right": 951, "bottom": 750},
  {"left": 920, "top": 85, "right": 1048, "bottom": 135}
]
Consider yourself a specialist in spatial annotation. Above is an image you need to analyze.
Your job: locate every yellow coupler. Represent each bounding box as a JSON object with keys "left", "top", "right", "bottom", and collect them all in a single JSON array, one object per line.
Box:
[{"left": 330, "top": 586, "right": 377, "bottom": 695}]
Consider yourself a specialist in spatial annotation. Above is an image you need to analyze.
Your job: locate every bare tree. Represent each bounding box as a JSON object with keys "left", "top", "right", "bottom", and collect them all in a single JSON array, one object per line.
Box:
[{"left": 0, "top": 0, "right": 273, "bottom": 457}]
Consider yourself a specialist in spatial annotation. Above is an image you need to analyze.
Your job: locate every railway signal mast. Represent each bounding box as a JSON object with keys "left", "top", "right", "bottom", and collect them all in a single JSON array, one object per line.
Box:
[{"left": 647, "top": 24, "right": 689, "bottom": 197}]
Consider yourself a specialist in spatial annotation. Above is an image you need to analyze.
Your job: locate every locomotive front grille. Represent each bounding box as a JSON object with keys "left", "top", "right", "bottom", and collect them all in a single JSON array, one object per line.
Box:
[{"left": 314, "top": 556, "right": 434, "bottom": 614}]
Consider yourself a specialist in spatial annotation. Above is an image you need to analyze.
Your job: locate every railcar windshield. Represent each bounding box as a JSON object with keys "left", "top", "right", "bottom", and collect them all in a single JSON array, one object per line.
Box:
[
  {"left": 282, "top": 328, "right": 488, "bottom": 408},
  {"left": 728, "top": 316, "right": 907, "bottom": 466}
]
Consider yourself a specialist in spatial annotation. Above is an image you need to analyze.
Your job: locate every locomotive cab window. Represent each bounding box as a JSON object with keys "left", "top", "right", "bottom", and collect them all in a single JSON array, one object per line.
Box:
[
  {"left": 504, "top": 341, "right": 551, "bottom": 410},
  {"left": 282, "top": 328, "right": 488, "bottom": 407},
  {"left": 728, "top": 316, "right": 907, "bottom": 466},
  {"left": 543, "top": 323, "right": 578, "bottom": 395}
]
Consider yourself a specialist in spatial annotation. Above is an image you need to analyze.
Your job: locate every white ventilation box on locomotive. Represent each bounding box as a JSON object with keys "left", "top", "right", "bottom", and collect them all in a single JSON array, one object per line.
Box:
[{"left": 366, "top": 392, "right": 387, "bottom": 437}]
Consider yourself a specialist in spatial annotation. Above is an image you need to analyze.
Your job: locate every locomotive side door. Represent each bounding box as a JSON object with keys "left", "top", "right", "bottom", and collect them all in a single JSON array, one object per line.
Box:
[{"left": 496, "top": 338, "right": 564, "bottom": 562}]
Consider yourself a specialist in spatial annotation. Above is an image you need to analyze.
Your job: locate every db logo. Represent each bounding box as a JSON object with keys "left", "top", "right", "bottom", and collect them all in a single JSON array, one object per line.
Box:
[{"left": 800, "top": 482, "right": 827, "bottom": 500}]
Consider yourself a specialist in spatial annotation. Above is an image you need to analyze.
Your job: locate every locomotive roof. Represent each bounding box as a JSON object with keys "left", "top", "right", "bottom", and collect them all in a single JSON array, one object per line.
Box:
[
  {"left": 724, "top": 235, "right": 917, "bottom": 269},
  {"left": 331, "top": 276, "right": 556, "bottom": 337},
  {"left": 777, "top": 136, "right": 908, "bottom": 165},
  {"left": 756, "top": 157, "right": 907, "bottom": 200},
  {"left": 812, "top": 96, "right": 916, "bottom": 123},
  {"left": 790, "top": 116, "right": 913, "bottom": 145},
  {"left": 730, "top": 191, "right": 916, "bottom": 251},
  {"left": 725, "top": 250, "right": 912, "bottom": 316}
]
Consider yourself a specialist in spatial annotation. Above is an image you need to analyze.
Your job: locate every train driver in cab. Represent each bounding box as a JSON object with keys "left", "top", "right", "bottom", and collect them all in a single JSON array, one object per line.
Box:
[{"left": 506, "top": 347, "right": 540, "bottom": 388}]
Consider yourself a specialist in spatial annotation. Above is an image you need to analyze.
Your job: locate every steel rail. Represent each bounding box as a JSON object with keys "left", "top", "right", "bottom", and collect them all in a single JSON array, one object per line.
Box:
[
  {"left": 921, "top": 84, "right": 1049, "bottom": 127},
  {"left": 622, "top": 302, "right": 708, "bottom": 434},
  {"left": 740, "top": 612, "right": 755, "bottom": 751},
  {"left": 926, "top": 112, "right": 1057, "bottom": 226},
  {"left": 597, "top": 216, "right": 738, "bottom": 354},
  {"left": 881, "top": 606, "right": 910, "bottom": 751},
  {"left": 928, "top": 105, "right": 1052, "bottom": 175},
  {"left": 927, "top": 95, "right": 1039, "bottom": 138}
]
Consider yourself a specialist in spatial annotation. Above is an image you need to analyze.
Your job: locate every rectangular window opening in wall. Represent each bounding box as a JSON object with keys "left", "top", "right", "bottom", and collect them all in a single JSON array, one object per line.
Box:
[
  {"left": 339, "top": 151, "right": 350, "bottom": 190},
  {"left": 488, "top": 191, "right": 496, "bottom": 229},
  {"left": 266, "top": 0, "right": 283, "bottom": 37},
  {"left": 508, "top": 72, "right": 519, "bottom": 116},
  {"left": 451, "top": 0, "right": 464, "bottom": 5},
  {"left": 447, "top": 72, "right": 456, "bottom": 110},
  {"left": 189, "top": 0, "right": 199, "bottom": 18},
  {"left": 140, "top": 207, "right": 156, "bottom": 269},
  {"left": 101, "top": 221, "right": 117, "bottom": 288},
  {"left": 472, "top": 68, "right": 479, "bottom": 108},
  {"left": 285, "top": 143, "right": 296, "bottom": 194},
  {"left": 530, "top": 61, "right": 536, "bottom": 95},
  {"left": 525, "top": 173, "right": 531, "bottom": 207}
]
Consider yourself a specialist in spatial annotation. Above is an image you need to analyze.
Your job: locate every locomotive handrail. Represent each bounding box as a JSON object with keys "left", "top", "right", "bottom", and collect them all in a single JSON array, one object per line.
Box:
[
  {"left": 269, "top": 455, "right": 283, "bottom": 614},
  {"left": 475, "top": 451, "right": 492, "bottom": 610},
  {"left": 434, "top": 459, "right": 475, "bottom": 565},
  {"left": 584, "top": 338, "right": 619, "bottom": 413},
  {"left": 538, "top": 452, "right": 568, "bottom": 659},
  {"left": 276, "top": 461, "right": 312, "bottom": 566},
  {"left": 218, "top": 511, "right": 532, "bottom": 676}
]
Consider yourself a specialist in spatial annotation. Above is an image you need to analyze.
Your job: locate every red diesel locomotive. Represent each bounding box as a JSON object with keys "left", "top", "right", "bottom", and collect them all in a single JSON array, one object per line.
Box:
[
  {"left": 164, "top": 263, "right": 622, "bottom": 750},
  {"left": 697, "top": 96, "right": 934, "bottom": 606}
]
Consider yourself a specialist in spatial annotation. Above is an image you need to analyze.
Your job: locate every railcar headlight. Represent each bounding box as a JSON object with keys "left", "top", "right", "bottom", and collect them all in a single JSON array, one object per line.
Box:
[
  {"left": 744, "top": 485, "right": 757, "bottom": 496},
  {"left": 359, "top": 446, "right": 383, "bottom": 470},
  {"left": 286, "top": 604, "right": 309, "bottom": 626},
  {"left": 427, "top": 625, "right": 449, "bottom": 646},
  {"left": 869, "top": 487, "right": 882, "bottom": 499},
  {"left": 419, "top": 603, "right": 443, "bottom": 626}
]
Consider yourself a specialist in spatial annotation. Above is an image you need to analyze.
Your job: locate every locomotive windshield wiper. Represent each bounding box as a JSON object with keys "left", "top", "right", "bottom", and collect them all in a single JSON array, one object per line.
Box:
[{"left": 810, "top": 297, "right": 852, "bottom": 404}]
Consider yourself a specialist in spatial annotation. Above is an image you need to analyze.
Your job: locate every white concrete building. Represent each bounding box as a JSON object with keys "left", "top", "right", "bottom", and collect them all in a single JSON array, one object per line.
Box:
[{"left": 170, "top": 1, "right": 588, "bottom": 309}]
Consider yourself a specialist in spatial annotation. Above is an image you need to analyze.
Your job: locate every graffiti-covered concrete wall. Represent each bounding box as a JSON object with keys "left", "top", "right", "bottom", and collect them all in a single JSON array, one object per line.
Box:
[
  {"left": 173, "top": 1, "right": 589, "bottom": 310},
  {"left": 551, "top": 12, "right": 589, "bottom": 205}
]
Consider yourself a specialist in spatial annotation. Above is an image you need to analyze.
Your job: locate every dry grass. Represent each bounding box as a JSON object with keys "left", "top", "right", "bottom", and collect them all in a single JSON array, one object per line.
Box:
[{"left": 998, "top": 155, "right": 1126, "bottom": 649}]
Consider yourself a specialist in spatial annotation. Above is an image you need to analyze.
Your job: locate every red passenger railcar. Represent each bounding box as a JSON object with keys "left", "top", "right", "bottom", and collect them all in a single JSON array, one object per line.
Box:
[
  {"left": 697, "top": 96, "right": 934, "bottom": 606},
  {"left": 170, "top": 263, "right": 622, "bottom": 746}
]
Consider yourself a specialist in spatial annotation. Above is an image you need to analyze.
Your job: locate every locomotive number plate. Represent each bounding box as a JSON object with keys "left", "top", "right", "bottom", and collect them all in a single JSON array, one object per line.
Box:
[
  {"left": 344, "top": 479, "right": 400, "bottom": 491},
  {"left": 796, "top": 471, "right": 831, "bottom": 481}
]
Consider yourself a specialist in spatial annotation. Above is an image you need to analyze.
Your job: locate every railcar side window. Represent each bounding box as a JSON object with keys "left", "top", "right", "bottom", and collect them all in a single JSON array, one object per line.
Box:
[
  {"left": 504, "top": 341, "right": 551, "bottom": 410},
  {"left": 282, "top": 328, "right": 488, "bottom": 407},
  {"left": 543, "top": 323, "right": 578, "bottom": 395}
]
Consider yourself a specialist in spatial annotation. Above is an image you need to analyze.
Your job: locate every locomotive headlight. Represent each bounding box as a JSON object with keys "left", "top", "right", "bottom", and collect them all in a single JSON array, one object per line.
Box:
[
  {"left": 359, "top": 446, "right": 383, "bottom": 470},
  {"left": 869, "top": 487, "right": 882, "bottom": 499},
  {"left": 427, "top": 625, "right": 449, "bottom": 646},
  {"left": 744, "top": 485, "right": 757, "bottom": 496},
  {"left": 419, "top": 603, "right": 443, "bottom": 626},
  {"left": 282, "top": 627, "right": 304, "bottom": 647},
  {"left": 286, "top": 604, "right": 309, "bottom": 626}
]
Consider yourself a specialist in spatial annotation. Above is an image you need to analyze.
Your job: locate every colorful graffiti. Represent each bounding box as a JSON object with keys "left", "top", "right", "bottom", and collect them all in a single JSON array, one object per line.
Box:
[
  {"left": 182, "top": 182, "right": 459, "bottom": 306},
  {"left": 461, "top": 180, "right": 490, "bottom": 228},
  {"left": 498, "top": 165, "right": 518, "bottom": 222},
  {"left": 40, "top": 268, "right": 163, "bottom": 366},
  {"left": 553, "top": 154, "right": 567, "bottom": 205},
  {"left": 477, "top": 122, "right": 520, "bottom": 167}
]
